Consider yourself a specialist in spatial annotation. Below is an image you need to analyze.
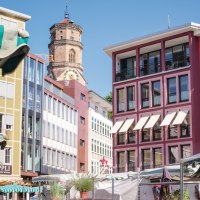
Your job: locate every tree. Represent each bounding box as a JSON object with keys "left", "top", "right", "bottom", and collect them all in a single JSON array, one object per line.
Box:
[{"left": 104, "top": 92, "right": 112, "bottom": 120}]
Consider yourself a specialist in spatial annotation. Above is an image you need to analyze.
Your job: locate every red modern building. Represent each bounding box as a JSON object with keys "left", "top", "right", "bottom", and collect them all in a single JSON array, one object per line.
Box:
[{"left": 105, "top": 22, "right": 200, "bottom": 172}]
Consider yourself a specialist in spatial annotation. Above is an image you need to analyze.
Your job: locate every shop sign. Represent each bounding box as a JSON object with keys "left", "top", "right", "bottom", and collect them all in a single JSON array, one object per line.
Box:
[{"left": 0, "top": 165, "right": 12, "bottom": 175}]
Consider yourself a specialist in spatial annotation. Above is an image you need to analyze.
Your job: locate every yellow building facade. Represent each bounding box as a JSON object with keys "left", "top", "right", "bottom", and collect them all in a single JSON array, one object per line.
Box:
[{"left": 0, "top": 7, "right": 30, "bottom": 183}]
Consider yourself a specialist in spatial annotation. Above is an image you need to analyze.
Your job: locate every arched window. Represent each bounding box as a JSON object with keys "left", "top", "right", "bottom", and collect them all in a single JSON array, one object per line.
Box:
[{"left": 69, "top": 49, "right": 76, "bottom": 63}]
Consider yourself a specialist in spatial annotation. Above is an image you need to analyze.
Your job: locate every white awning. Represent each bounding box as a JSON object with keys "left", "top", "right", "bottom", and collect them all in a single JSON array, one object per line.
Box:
[
  {"left": 172, "top": 109, "right": 189, "bottom": 125},
  {"left": 133, "top": 116, "right": 149, "bottom": 130},
  {"left": 144, "top": 114, "right": 160, "bottom": 129},
  {"left": 110, "top": 120, "right": 124, "bottom": 134},
  {"left": 119, "top": 118, "right": 134, "bottom": 133},
  {"left": 160, "top": 112, "right": 176, "bottom": 126}
]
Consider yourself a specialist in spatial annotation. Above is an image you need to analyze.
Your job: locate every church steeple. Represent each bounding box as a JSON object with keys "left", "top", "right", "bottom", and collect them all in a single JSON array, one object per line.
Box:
[
  {"left": 64, "top": 0, "right": 70, "bottom": 19},
  {"left": 47, "top": 2, "right": 86, "bottom": 86}
]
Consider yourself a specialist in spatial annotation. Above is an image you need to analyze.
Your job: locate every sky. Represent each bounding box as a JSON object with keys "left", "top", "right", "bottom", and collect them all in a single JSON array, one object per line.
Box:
[{"left": 1, "top": 0, "right": 200, "bottom": 97}]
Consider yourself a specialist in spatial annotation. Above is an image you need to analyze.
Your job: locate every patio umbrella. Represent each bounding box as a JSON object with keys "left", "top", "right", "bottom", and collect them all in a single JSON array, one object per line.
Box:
[{"left": 159, "top": 167, "right": 172, "bottom": 200}]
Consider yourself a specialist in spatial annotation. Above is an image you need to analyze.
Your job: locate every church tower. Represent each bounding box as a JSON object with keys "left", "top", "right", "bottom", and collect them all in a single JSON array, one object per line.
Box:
[{"left": 48, "top": 2, "right": 86, "bottom": 86}]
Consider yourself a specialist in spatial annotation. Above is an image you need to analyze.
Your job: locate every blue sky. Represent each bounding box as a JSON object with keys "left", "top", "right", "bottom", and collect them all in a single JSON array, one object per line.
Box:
[{"left": 1, "top": 0, "right": 200, "bottom": 97}]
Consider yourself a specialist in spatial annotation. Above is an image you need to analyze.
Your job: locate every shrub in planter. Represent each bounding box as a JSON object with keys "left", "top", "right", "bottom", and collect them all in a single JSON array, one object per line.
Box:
[{"left": 50, "top": 181, "right": 64, "bottom": 200}]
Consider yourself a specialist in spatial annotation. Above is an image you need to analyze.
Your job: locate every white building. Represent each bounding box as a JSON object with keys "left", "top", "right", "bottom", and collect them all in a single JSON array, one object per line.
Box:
[
  {"left": 88, "top": 91, "right": 112, "bottom": 174},
  {"left": 42, "top": 77, "right": 78, "bottom": 174}
]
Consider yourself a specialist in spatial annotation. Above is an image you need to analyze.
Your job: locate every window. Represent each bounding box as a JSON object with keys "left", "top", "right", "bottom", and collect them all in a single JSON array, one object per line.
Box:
[
  {"left": 169, "top": 146, "right": 178, "bottom": 164},
  {"left": 167, "top": 77, "right": 176, "bottom": 103},
  {"left": 179, "top": 75, "right": 189, "bottom": 102},
  {"left": 0, "top": 114, "right": 3, "bottom": 133},
  {"left": 69, "top": 49, "right": 76, "bottom": 63},
  {"left": 127, "top": 150, "right": 135, "bottom": 171},
  {"left": 48, "top": 96, "right": 52, "bottom": 112},
  {"left": 140, "top": 50, "right": 161, "bottom": 76},
  {"left": 128, "top": 130, "right": 135, "bottom": 143},
  {"left": 80, "top": 116, "right": 85, "bottom": 125},
  {"left": 117, "top": 151, "right": 125, "bottom": 172},
  {"left": 37, "top": 62, "right": 43, "bottom": 85},
  {"left": 127, "top": 86, "right": 135, "bottom": 110},
  {"left": 152, "top": 81, "right": 161, "bottom": 106},
  {"left": 80, "top": 93, "right": 85, "bottom": 101},
  {"left": 29, "top": 58, "right": 35, "bottom": 82},
  {"left": 153, "top": 148, "right": 162, "bottom": 168},
  {"left": 5, "top": 148, "right": 11, "bottom": 164},
  {"left": 142, "top": 129, "right": 150, "bottom": 142},
  {"left": 0, "top": 81, "right": 6, "bottom": 97},
  {"left": 142, "top": 149, "right": 150, "bottom": 170},
  {"left": 117, "top": 88, "right": 124, "bottom": 112},
  {"left": 117, "top": 133, "right": 125, "bottom": 145},
  {"left": 7, "top": 83, "right": 14, "bottom": 99},
  {"left": 80, "top": 139, "right": 85, "bottom": 147},
  {"left": 168, "top": 125, "right": 178, "bottom": 139},
  {"left": 153, "top": 126, "right": 161, "bottom": 140},
  {"left": 116, "top": 57, "right": 136, "bottom": 82},
  {"left": 181, "top": 145, "right": 191, "bottom": 159},
  {"left": 80, "top": 163, "right": 85, "bottom": 171},
  {"left": 141, "top": 83, "right": 149, "bottom": 108},
  {"left": 95, "top": 106, "right": 98, "bottom": 112},
  {"left": 165, "top": 43, "right": 190, "bottom": 70},
  {"left": 180, "top": 124, "right": 190, "bottom": 137},
  {"left": 6, "top": 115, "right": 13, "bottom": 131}
]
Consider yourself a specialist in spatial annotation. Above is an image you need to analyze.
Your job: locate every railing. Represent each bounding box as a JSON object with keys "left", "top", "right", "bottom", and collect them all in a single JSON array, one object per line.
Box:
[
  {"left": 115, "top": 70, "right": 135, "bottom": 82},
  {"left": 165, "top": 55, "right": 190, "bottom": 71},
  {"left": 140, "top": 63, "right": 161, "bottom": 76}
]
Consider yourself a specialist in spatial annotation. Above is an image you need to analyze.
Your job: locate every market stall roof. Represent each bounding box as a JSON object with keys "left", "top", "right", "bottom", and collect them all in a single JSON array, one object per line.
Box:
[{"left": 0, "top": 184, "right": 40, "bottom": 193}]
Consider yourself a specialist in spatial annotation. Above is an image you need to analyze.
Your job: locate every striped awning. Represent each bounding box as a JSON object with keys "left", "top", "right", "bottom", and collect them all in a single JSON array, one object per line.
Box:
[{"left": 0, "top": 184, "right": 40, "bottom": 193}]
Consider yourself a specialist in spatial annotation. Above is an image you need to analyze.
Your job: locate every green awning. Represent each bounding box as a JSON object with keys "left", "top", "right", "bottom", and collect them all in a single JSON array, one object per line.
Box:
[{"left": 0, "top": 184, "right": 40, "bottom": 193}]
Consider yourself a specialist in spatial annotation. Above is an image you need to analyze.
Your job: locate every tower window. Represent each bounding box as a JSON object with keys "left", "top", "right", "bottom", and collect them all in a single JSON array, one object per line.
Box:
[{"left": 69, "top": 49, "right": 76, "bottom": 63}]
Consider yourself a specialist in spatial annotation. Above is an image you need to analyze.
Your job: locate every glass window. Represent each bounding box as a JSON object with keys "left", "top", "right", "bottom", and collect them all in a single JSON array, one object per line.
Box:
[
  {"left": 153, "top": 148, "right": 162, "bottom": 168},
  {"left": 141, "top": 83, "right": 149, "bottom": 108},
  {"left": 167, "top": 77, "right": 176, "bottom": 103},
  {"left": 180, "top": 124, "right": 190, "bottom": 137},
  {"left": 142, "top": 149, "right": 150, "bottom": 170},
  {"left": 128, "top": 150, "right": 135, "bottom": 171},
  {"left": 169, "top": 146, "right": 179, "bottom": 164},
  {"left": 153, "top": 126, "right": 161, "bottom": 140},
  {"left": 168, "top": 125, "right": 178, "bottom": 139},
  {"left": 165, "top": 43, "right": 190, "bottom": 70},
  {"left": 127, "top": 86, "right": 135, "bottom": 110},
  {"left": 152, "top": 81, "right": 161, "bottom": 106},
  {"left": 80, "top": 93, "right": 85, "bottom": 101},
  {"left": 36, "top": 87, "right": 41, "bottom": 112},
  {"left": 48, "top": 96, "right": 52, "bottom": 112},
  {"left": 0, "top": 114, "right": 3, "bottom": 133},
  {"left": 181, "top": 145, "right": 191, "bottom": 159},
  {"left": 5, "top": 148, "right": 11, "bottom": 164},
  {"left": 117, "top": 88, "right": 124, "bottom": 112},
  {"left": 116, "top": 57, "right": 136, "bottom": 82},
  {"left": 80, "top": 116, "right": 85, "bottom": 125},
  {"left": 128, "top": 130, "right": 135, "bottom": 143},
  {"left": 142, "top": 129, "right": 150, "bottom": 142},
  {"left": 117, "top": 151, "right": 125, "bottom": 172},
  {"left": 7, "top": 83, "right": 14, "bottom": 99},
  {"left": 29, "top": 58, "right": 35, "bottom": 82},
  {"left": 23, "top": 57, "right": 28, "bottom": 79},
  {"left": 37, "top": 62, "right": 43, "bottom": 85},
  {"left": 0, "top": 81, "right": 6, "bottom": 97},
  {"left": 179, "top": 75, "right": 189, "bottom": 101},
  {"left": 117, "top": 133, "right": 125, "bottom": 145},
  {"left": 140, "top": 51, "right": 161, "bottom": 76}
]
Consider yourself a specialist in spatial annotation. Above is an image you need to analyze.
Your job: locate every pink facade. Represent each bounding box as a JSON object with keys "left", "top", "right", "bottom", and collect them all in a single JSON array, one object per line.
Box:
[
  {"left": 61, "top": 80, "right": 89, "bottom": 173},
  {"left": 105, "top": 23, "right": 200, "bottom": 172}
]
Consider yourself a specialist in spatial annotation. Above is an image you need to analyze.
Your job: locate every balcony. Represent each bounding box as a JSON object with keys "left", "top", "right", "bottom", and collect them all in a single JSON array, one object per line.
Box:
[{"left": 116, "top": 70, "right": 135, "bottom": 82}]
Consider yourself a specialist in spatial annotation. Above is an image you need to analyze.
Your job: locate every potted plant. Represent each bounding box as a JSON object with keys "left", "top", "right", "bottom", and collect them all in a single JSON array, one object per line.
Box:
[
  {"left": 49, "top": 181, "right": 64, "bottom": 200},
  {"left": 72, "top": 175, "right": 94, "bottom": 199}
]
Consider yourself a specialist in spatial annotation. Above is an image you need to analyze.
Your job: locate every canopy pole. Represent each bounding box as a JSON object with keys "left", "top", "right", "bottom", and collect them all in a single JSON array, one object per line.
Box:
[
  {"left": 180, "top": 161, "right": 184, "bottom": 200},
  {"left": 92, "top": 177, "right": 95, "bottom": 200},
  {"left": 112, "top": 178, "right": 114, "bottom": 200}
]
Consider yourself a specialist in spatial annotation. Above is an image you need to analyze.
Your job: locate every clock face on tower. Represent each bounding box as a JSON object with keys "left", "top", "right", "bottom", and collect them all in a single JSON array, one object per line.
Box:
[{"left": 64, "top": 69, "right": 79, "bottom": 80}]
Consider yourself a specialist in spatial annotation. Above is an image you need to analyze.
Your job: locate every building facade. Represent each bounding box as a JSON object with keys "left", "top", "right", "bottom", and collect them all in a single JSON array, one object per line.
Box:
[
  {"left": 105, "top": 22, "right": 200, "bottom": 172},
  {"left": 21, "top": 53, "right": 45, "bottom": 179},
  {"left": 0, "top": 8, "right": 30, "bottom": 182},
  {"left": 42, "top": 77, "right": 78, "bottom": 174},
  {"left": 88, "top": 91, "right": 112, "bottom": 174}
]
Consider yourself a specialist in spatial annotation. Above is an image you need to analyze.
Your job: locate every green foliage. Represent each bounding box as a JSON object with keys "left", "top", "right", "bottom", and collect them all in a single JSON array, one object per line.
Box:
[
  {"left": 50, "top": 182, "right": 64, "bottom": 200},
  {"left": 165, "top": 189, "right": 190, "bottom": 200},
  {"left": 104, "top": 92, "right": 112, "bottom": 103},
  {"left": 72, "top": 176, "right": 93, "bottom": 192}
]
